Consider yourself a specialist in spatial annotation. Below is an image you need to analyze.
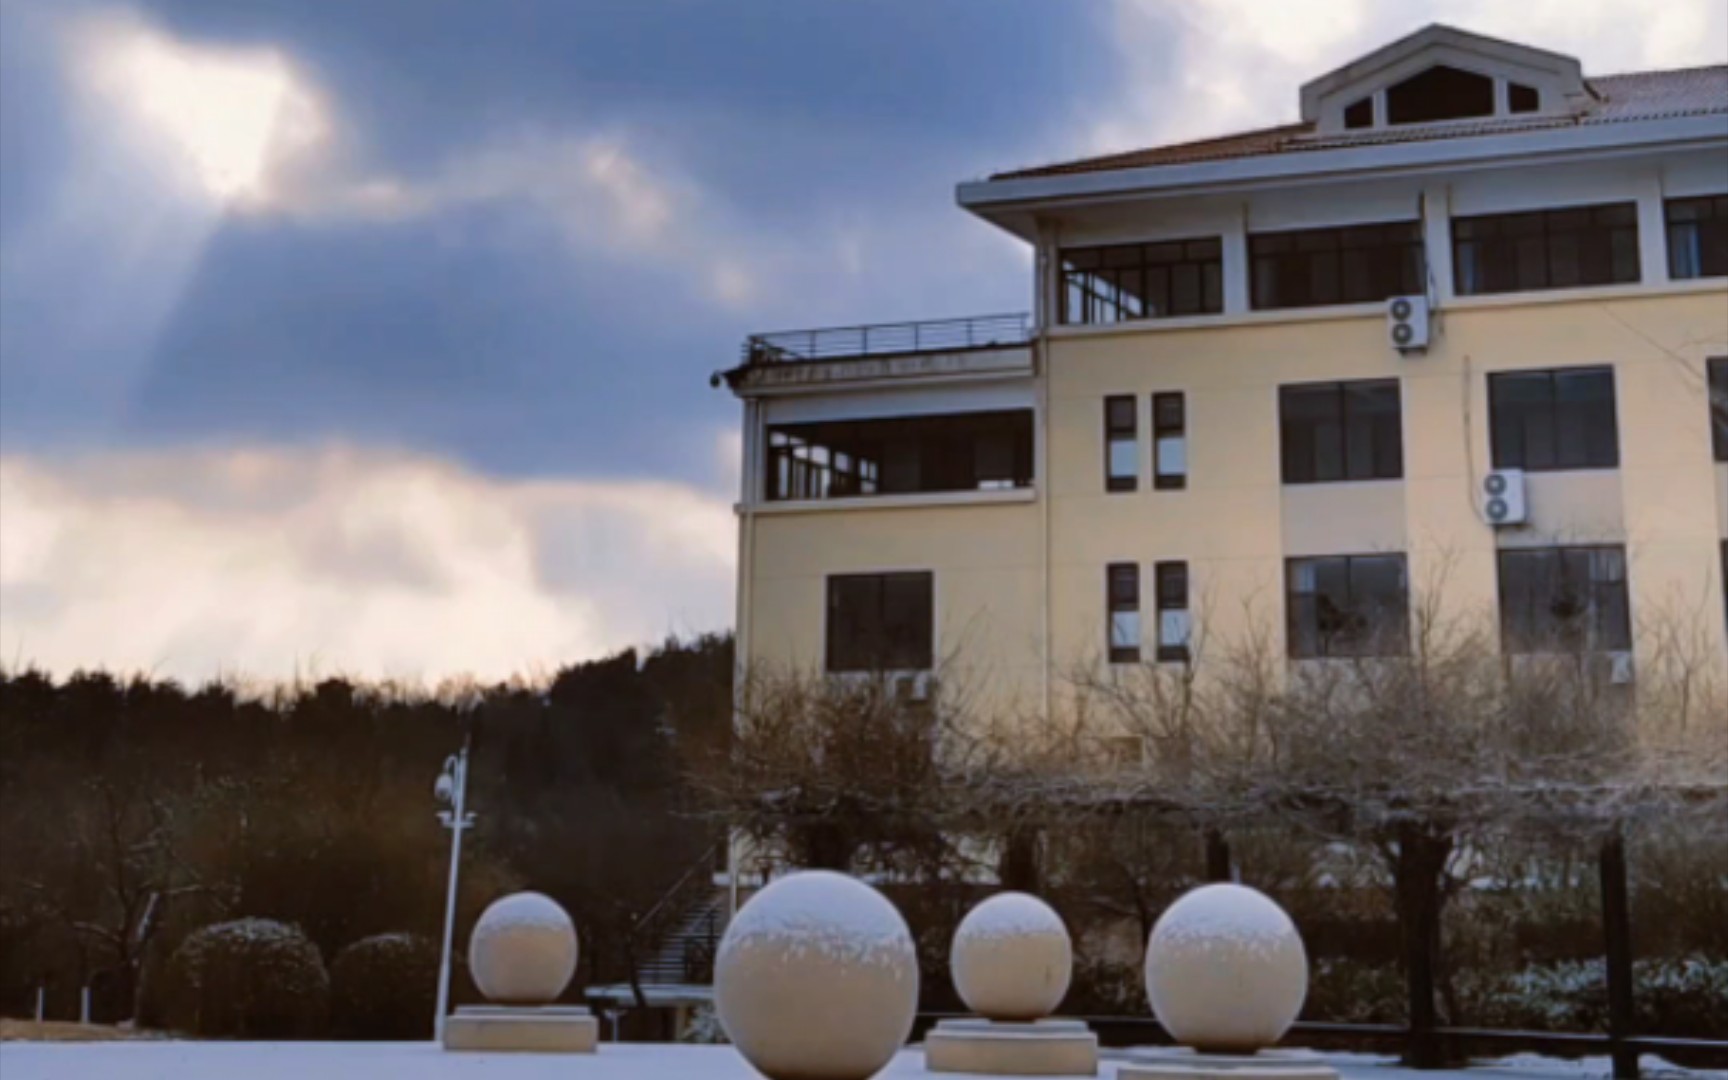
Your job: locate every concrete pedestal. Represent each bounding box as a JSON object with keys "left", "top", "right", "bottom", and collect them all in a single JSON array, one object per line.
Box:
[
  {"left": 925, "top": 1018, "right": 1099, "bottom": 1076},
  {"left": 1118, "top": 1047, "right": 1338, "bottom": 1080},
  {"left": 441, "top": 1005, "right": 599, "bottom": 1053}
]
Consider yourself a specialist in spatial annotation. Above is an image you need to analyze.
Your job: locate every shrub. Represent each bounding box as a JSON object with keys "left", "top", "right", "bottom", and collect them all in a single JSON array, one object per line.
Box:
[
  {"left": 161, "top": 918, "right": 329, "bottom": 1038},
  {"left": 330, "top": 932, "right": 439, "bottom": 1040}
]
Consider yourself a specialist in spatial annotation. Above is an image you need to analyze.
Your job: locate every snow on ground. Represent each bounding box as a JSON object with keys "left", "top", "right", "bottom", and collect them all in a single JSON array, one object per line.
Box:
[{"left": 0, "top": 1042, "right": 1717, "bottom": 1080}]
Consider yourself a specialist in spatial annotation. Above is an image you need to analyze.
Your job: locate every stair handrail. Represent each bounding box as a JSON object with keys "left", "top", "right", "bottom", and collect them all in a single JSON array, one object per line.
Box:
[{"left": 634, "top": 839, "right": 724, "bottom": 934}]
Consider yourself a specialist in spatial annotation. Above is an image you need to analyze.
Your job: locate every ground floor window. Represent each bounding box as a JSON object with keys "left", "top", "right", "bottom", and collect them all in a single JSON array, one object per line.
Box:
[
  {"left": 1286, "top": 553, "right": 1410, "bottom": 658},
  {"left": 1497, "top": 546, "right": 1631, "bottom": 654},
  {"left": 825, "top": 572, "right": 933, "bottom": 672}
]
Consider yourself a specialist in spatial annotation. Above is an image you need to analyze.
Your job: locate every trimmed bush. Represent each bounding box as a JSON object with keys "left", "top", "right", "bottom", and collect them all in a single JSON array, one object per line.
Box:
[
  {"left": 330, "top": 932, "right": 439, "bottom": 1039},
  {"left": 161, "top": 918, "right": 329, "bottom": 1038}
]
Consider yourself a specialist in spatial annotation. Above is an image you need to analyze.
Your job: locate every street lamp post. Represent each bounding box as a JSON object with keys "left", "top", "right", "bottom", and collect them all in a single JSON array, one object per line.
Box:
[{"left": 433, "top": 736, "right": 475, "bottom": 1043}]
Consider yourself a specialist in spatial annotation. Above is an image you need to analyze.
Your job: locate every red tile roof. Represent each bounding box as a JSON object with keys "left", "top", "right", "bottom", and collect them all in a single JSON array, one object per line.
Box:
[{"left": 990, "top": 66, "right": 1728, "bottom": 181}]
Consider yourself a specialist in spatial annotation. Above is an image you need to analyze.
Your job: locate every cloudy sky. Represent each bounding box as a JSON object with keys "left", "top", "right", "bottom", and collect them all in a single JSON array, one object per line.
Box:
[{"left": 2, "top": 0, "right": 1723, "bottom": 683}]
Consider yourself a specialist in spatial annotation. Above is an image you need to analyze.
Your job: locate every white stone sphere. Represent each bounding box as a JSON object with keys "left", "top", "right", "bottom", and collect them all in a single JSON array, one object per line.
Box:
[
  {"left": 467, "top": 891, "right": 577, "bottom": 1005},
  {"left": 950, "top": 892, "right": 1072, "bottom": 1022},
  {"left": 1144, "top": 884, "right": 1308, "bottom": 1053},
  {"left": 716, "top": 871, "right": 919, "bottom": 1080}
]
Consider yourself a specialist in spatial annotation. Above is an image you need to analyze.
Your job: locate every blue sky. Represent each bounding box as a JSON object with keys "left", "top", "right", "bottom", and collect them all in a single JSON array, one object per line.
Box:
[{"left": 2, "top": 0, "right": 1722, "bottom": 681}]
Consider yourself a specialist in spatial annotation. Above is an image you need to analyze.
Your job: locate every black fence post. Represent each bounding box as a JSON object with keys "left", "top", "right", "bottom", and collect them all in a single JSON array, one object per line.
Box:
[
  {"left": 1397, "top": 824, "right": 1446, "bottom": 1069},
  {"left": 1599, "top": 830, "right": 1639, "bottom": 1080},
  {"left": 1204, "top": 830, "right": 1232, "bottom": 883}
]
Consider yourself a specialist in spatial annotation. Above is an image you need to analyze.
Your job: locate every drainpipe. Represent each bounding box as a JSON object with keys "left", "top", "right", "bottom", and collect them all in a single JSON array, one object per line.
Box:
[{"left": 727, "top": 394, "right": 759, "bottom": 922}]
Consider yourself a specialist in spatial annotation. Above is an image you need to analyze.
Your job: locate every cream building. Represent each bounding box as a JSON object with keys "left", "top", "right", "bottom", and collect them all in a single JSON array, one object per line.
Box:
[{"left": 717, "top": 26, "right": 1728, "bottom": 727}]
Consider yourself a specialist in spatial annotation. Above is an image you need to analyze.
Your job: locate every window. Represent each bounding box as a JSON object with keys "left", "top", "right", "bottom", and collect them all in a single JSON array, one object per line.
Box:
[
  {"left": 1153, "top": 393, "right": 1187, "bottom": 490},
  {"left": 1280, "top": 380, "right": 1403, "bottom": 484},
  {"left": 1489, "top": 367, "right": 1619, "bottom": 471},
  {"left": 1666, "top": 195, "right": 1728, "bottom": 280},
  {"left": 1508, "top": 83, "right": 1540, "bottom": 113},
  {"left": 1287, "top": 554, "right": 1410, "bottom": 658},
  {"left": 1105, "top": 396, "right": 1138, "bottom": 493},
  {"left": 826, "top": 572, "right": 933, "bottom": 672},
  {"left": 1060, "top": 239, "right": 1223, "bottom": 324},
  {"left": 767, "top": 411, "right": 1033, "bottom": 501},
  {"left": 1155, "top": 561, "right": 1191, "bottom": 662},
  {"left": 1498, "top": 547, "right": 1631, "bottom": 654},
  {"left": 1386, "top": 65, "right": 1495, "bottom": 125},
  {"left": 1108, "top": 563, "right": 1141, "bottom": 664},
  {"left": 1711, "top": 358, "right": 1728, "bottom": 462},
  {"left": 1250, "top": 222, "right": 1425, "bottom": 310},
  {"left": 1453, "top": 203, "right": 1640, "bottom": 295},
  {"left": 1343, "top": 97, "right": 1373, "bottom": 129}
]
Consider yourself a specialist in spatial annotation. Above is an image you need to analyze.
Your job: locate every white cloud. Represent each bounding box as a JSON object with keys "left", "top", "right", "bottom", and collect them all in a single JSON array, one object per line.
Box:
[
  {"left": 1096, "top": 0, "right": 1728, "bottom": 154},
  {"left": 66, "top": 8, "right": 332, "bottom": 206},
  {"left": 0, "top": 444, "right": 736, "bottom": 684}
]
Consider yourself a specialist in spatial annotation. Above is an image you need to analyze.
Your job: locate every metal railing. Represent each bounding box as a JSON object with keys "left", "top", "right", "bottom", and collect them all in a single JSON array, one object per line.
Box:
[{"left": 742, "top": 312, "right": 1031, "bottom": 365}]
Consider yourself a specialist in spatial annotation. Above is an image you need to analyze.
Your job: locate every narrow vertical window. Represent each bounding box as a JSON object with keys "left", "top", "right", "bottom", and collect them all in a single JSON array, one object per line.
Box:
[
  {"left": 1105, "top": 395, "right": 1138, "bottom": 493},
  {"left": 1155, "top": 561, "right": 1191, "bottom": 662},
  {"left": 1108, "top": 563, "right": 1141, "bottom": 664},
  {"left": 1153, "top": 393, "right": 1187, "bottom": 490},
  {"left": 1711, "top": 358, "right": 1728, "bottom": 462},
  {"left": 1665, "top": 195, "right": 1728, "bottom": 280}
]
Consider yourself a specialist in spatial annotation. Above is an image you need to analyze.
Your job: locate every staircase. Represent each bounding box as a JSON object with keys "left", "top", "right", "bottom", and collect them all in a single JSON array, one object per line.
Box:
[{"left": 636, "top": 891, "right": 726, "bottom": 986}]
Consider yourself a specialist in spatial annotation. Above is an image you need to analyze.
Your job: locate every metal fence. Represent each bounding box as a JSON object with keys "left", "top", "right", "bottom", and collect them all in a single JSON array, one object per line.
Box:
[{"left": 742, "top": 313, "right": 1031, "bottom": 365}]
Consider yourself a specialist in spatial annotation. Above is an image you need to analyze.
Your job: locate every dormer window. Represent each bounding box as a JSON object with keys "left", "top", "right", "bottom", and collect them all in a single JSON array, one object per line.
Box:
[
  {"left": 1386, "top": 65, "right": 1494, "bottom": 124},
  {"left": 1343, "top": 98, "right": 1373, "bottom": 130},
  {"left": 1508, "top": 83, "right": 1540, "bottom": 114}
]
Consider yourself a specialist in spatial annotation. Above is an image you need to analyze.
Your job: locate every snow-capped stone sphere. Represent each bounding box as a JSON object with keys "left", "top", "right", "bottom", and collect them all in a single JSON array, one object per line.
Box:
[
  {"left": 1144, "top": 884, "right": 1308, "bottom": 1053},
  {"left": 716, "top": 871, "right": 919, "bottom": 1080},
  {"left": 467, "top": 892, "right": 577, "bottom": 1005},
  {"left": 950, "top": 892, "right": 1073, "bottom": 1022}
]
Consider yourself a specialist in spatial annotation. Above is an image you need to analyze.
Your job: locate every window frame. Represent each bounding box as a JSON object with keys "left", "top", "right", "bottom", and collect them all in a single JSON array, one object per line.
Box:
[
  {"left": 1496, "top": 546, "right": 1632, "bottom": 655},
  {"left": 1249, "top": 221, "right": 1425, "bottom": 311},
  {"left": 1665, "top": 194, "right": 1728, "bottom": 281},
  {"left": 1105, "top": 395, "right": 1138, "bottom": 493},
  {"left": 1285, "top": 553, "right": 1412, "bottom": 659},
  {"left": 1059, "top": 238, "right": 1224, "bottom": 325},
  {"left": 1452, "top": 202, "right": 1641, "bottom": 296},
  {"left": 1279, "top": 379, "right": 1405, "bottom": 485},
  {"left": 1107, "top": 562, "right": 1142, "bottom": 664},
  {"left": 1488, "top": 366, "right": 1620, "bottom": 473},
  {"left": 1152, "top": 392, "right": 1187, "bottom": 491},
  {"left": 824, "top": 571, "right": 935, "bottom": 673},
  {"left": 766, "top": 410, "right": 1034, "bottom": 502},
  {"left": 1155, "top": 561, "right": 1191, "bottom": 663}
]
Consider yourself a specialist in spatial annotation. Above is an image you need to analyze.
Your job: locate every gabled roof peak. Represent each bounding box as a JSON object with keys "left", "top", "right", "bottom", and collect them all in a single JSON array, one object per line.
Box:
[{"left": 1300, "top": 24, "right": 1587, "bottom": 127}]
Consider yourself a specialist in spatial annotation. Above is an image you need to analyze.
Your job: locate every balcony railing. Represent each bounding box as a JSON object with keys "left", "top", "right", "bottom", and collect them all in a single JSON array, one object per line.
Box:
[{"left": 742, "top": 312, "right": 1031, "bottom": 365}]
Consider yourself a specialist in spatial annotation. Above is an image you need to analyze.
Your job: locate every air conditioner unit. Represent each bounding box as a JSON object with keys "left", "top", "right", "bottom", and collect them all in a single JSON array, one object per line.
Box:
[
  {"left": 1478, "top": 469, "right": 1527, "bottom": 527},
  {"left": 1608, "top": 651, "right": 1635, "bottom": 686},
  {"left": 892, "top": 671, "right": 933, "bottom": 703},
  {"left": 1388, "top": 295, "right": 1430, "bottom": 354}
]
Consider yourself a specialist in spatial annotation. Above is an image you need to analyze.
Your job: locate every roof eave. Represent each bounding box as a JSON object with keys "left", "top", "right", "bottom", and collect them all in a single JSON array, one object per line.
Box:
[{"left": 957, "top": 112, "right": 1727, "bottom": 238}]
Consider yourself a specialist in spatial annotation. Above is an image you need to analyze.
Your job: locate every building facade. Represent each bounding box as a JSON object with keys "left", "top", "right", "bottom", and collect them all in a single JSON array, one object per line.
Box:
[{"left": 718, "top": 26, "right": 1728, "bottom": 729}]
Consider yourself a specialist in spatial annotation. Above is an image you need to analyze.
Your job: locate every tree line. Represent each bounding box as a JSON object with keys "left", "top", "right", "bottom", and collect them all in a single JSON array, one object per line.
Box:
[{"left": 0, "top": 633, "right": 732, "bottom": 1025}]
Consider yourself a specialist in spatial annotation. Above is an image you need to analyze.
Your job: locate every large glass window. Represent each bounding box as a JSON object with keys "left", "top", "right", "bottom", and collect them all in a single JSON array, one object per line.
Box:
[
  {"left": 767, "top": 411, "right": 1032, "bottom": 501},
  {"left": 1489, "top": 367, "right": 1619, "bottom": 471},
  {"left": 1287, "top": 554, "right": 1410, "bottom": 658},
  {"left": 1280, "top": 380, "right": 1403, "bottom": 484},
  {"left": 1453, "top": 203, "right": 1640, "bottom": 295},
  {"left": 1498, "top": 547, "right": 1631, "bottom": 654},
  {"left": 1060, "top": 239, "right": 1223, "bottom": 324},
  {"left": 1108, "top": 563, "right": 1141, "bottom": 664},
  {"left": 826, "top": 572, "right": 933, "bottom": 672},
  {"left": 1667, "top": 195, "right": 1728, "bottom": 280},
  {"left": 1250, "top": 222, "right": 1425, "bottom": 310},
  {"left": 1711, "top": 358, "right": 1728, "bottom": 463}
]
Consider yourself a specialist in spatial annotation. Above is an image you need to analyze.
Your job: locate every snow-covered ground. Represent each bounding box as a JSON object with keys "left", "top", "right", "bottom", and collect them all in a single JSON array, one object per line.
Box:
[{"left": 0, "top": 1042, "right": 1715, "bottom": 1080}]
